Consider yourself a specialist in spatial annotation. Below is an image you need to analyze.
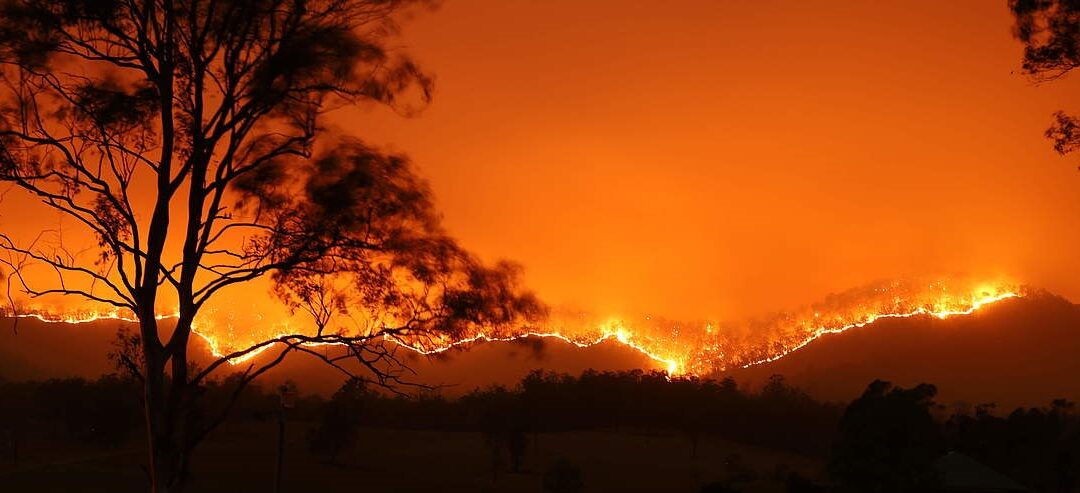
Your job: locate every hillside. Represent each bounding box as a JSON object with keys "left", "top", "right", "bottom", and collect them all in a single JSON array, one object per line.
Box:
[
  {"left": 0, "top": 317, "right": 657, "bottom": 395},
  {"left": 3, "top": 293, "right": 1079, "bottom": 408},
  {"left": 731, "top": 293, "right": 1080, "bottom": 408}
]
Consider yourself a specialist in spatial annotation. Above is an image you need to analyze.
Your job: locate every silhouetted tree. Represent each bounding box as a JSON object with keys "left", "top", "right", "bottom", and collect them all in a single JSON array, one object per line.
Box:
[
  {"left": 830, "top": 380, "right": 943, "bottom": 493},
  {"left": 542, "top": 458, "right": 584, "bottom": 493},
  {"left": 464, "top": 385, "right": 530, "bottom": 478},
  {"left": 672, "top": 376, "right": 708, "bottom": 459},
  {"left": 1011, "top": 0, "right": 1080, "bottom": 163},
  {"left": 948, "top": 398, "right": 1078, "bottom": 493},
  {"left": 32, "top": 375, "right": 141, "bottom": 448},
  {"left": 0, "top": 1, "right": 544, "bottom": 491},
  {"left": 82, "top": 374, "right": 143, "bottom": 447},
  {"left": 0, "top": 378, "right": 31, "bottom": 466},
  {"left": 307, "top": 378, "right": 368, "bottom": 464}
]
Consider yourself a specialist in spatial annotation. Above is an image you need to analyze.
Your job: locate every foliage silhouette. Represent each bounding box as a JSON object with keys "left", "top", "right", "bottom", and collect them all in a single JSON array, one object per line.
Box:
[
  {"left": 4, "top": 371, "right": 1078, "bottom": 491},
  {"left": 0, "top": 1, "right": 543, "bottom": 490},
  {"left": 829, "top": 380, "right": 944, "bottom": 493},
  {"left": 1011, "top": 0, "right": 1080, "bottom": 164}
]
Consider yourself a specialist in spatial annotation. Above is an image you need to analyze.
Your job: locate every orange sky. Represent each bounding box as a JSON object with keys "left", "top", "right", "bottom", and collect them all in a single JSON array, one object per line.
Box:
[
  {"left": 1, "top": 0, "right": 1076, "bottom": 327},
  {"left": 327, "top": 0, "right": 1080, "bottom": 320},
  {"left": 2, "top": 0, "right": 1077, "bottom": 390}
]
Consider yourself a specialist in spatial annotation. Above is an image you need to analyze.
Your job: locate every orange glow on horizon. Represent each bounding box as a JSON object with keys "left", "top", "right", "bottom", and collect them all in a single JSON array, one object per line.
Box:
[{"left": 2, "top": 278, "right": 1023, "bottom": 377}]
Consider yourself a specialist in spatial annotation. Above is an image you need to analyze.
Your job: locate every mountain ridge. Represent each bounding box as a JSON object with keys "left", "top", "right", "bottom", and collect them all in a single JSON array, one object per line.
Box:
[{"left": 1, "top": 292, "right": 1076, "bottom": 407}]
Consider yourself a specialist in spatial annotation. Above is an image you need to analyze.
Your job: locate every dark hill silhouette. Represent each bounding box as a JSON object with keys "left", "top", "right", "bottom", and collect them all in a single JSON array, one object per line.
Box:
[
  {"left": 245, "top": 334, "right": 659, "bottom": 395},
  {"left": 2, "top": 293, "right": 1078, "bottom": 407},
  {"left": 0, "top": 319, "right": 133, "bottom": 381},
  {"left": 729, "top": 292, "right": 1080, "bottom": 408},
  {"left": 0, "top": 318, "right": 656, "bottom": 394}
]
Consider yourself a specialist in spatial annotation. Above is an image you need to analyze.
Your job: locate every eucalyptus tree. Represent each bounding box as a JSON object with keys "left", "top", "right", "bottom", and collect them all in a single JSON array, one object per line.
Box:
[{"left": 0, "top": 1, "right": 543, "bottom": 491}]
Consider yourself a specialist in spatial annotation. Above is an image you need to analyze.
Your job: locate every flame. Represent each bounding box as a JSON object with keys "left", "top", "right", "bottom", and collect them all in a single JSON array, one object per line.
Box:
[
  {"left": 732, "top": 290, "right": 1019, "bottom": 369},
  {"left": 384, "top": 323, "right": 684, "bottom": 375},
  {"left": 1, "top": 278, "right": 1023, "bottom": 377}
]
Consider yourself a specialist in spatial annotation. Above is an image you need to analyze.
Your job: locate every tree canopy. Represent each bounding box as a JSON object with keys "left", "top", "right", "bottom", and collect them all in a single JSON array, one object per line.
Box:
[
  {"left": 1012, "top": 0, "right": 1080, "bottom": 159},
  {"left": 0, "top": 1, "right": 543, "bottom": 490}
]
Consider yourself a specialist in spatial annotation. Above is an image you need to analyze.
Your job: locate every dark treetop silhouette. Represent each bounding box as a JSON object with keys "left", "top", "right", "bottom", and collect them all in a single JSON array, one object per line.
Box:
[
  {"left": 8, "top": 370, "right": 1077, "bottom": 492},
  {"left": 0, "top": 0, "right": 543, "bottom": 491},
  {"left": 1012, "top": 0, "right": 1080, "bottom": 161}
]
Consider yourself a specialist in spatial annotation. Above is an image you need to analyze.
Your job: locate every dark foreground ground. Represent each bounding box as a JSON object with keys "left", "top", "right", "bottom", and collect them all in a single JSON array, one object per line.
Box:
[{"left": 0, "top": 423, "right": 820, "bottom": 493}]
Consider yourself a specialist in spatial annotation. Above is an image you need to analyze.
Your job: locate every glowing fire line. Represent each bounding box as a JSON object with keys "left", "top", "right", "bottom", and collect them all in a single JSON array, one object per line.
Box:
[
  {"left": 736, "top": 291, "right": 1019, "bottom": 369},
  {"left": 2, "top": 286, "right": 1022, "bottom": 376},
  {"left": 388, "top": 328, "right": 684, "bottom": 375}
]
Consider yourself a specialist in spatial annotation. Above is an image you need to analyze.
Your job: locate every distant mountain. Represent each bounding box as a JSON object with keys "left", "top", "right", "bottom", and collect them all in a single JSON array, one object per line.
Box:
[
  {"left": 0, "top": 319, "right": 131, "bottom": 381},
  {"left": 0, "top": 316, "right": 657, "bottom": 395},
  {"left": 729, "top": 292, "right": 1080, "bottom": 409},
  {"left": 2, "top": 293, "right": 1078, "bottom": 408}
]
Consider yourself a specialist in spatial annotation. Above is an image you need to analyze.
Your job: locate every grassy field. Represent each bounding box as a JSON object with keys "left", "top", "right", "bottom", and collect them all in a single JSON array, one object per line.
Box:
[{"left": 0, "top": 422, "right": 823, "bottom": 492}]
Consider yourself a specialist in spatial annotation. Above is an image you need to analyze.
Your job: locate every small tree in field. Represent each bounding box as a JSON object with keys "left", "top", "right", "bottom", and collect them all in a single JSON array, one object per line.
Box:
[
  {"left": 308, "top": 377, "right": 368, "bottom": 464},
  {"left": 0, "top": 1, "right": 544, "bottom": 491},
  {"left": 1012, "top": 0, "right": 1080, "bottom": 161}
]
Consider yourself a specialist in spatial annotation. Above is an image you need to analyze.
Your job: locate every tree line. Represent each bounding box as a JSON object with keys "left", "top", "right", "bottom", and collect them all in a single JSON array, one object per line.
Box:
[{"left": 3, "top": 369, "right": 1079, "bottom": 492}]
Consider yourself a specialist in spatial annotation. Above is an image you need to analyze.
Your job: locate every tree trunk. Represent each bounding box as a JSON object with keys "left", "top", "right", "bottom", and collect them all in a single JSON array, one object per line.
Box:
[
  {"left": 274, "top": 407, "right": 286, "bottom": 493},
  {"left": 141, "top": 321, "right": 191, "bottom": 493},
  {"left": 144, "top": 367, "right": 193, "bottom": 492},
  {"left": 143, "top": 354, "right": 174, "bottom": 492}
]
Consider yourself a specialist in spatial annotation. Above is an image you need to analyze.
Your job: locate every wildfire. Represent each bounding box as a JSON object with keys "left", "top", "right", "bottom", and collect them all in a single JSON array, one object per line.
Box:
[
  {"left": 385, "top": 324, "right": 685, "bottom": 375},
  {"left": 1, "top": 278, "right": 1023, "bottom": 376},
  {"left": 729, "top": 290, "right": 1019, "bottom": 370}
]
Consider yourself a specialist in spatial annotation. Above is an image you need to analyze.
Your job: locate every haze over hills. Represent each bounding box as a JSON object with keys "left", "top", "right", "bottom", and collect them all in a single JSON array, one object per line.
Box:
[{"left": 2, "top": 292, "right": 1078, "bottom": 407}]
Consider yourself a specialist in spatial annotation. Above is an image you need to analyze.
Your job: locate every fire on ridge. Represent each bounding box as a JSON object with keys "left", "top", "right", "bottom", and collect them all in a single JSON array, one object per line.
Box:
[{"left": 1, "top": 278, "right": 1022, "bottom": 377}]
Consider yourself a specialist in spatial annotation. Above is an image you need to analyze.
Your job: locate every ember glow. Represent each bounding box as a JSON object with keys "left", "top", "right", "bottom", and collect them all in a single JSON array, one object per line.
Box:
[{"left": 5, "top": 277, "right": 1022, "bottom": 376}]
